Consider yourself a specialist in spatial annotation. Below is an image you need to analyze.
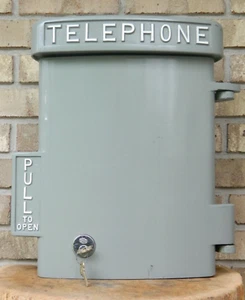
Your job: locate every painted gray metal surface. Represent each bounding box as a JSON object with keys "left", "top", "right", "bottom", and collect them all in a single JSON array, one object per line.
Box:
[
  {"left": 12, "top": 16, "right": 239, "bottom": 279},
  {"left": 32, "top": 16, "right": 223, "bottom": 61}
]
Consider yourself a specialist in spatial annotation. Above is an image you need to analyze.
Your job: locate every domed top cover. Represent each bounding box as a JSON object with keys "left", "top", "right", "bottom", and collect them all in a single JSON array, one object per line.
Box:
[{"left": 32, "top": 16, "right": 223, "bottom": 61}]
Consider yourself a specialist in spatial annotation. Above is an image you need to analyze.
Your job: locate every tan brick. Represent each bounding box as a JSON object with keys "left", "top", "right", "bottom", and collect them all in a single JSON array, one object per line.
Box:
[
  {"left": 231, "top": 55, "right": 245, "bottom": 83},
  {"left": 16, "top": 124, "right": 38, "bottom": 152},
  {"left": 0, "top": 89, "right": 38, "bottom": 118},
  {"left": 125, "top": 0, "right": 186, "bottom": 14},
  {"left": 20, "top": 55, "right": 39, "bottom": 83},
  {"left": 216, "top": 231, "right": 245, "bottom": 260},
  {"left": 230, "top": 195, "right": 245, "bottom": 224},
  {"left": 0, "top": 124, "right": 11, "bottom": 153},
  {"left": 215, "top": 159, "right": 245, "bottom": 188},
  {"left": 20, "top": 0, "right": 119, "bottom": 15},
  {"left": 215, "top": 124, "right": 222, "bottom": 152},
  {"left": 0, "top": 195, "right": 10, "bottom": 225},
  {"left": 0, "top": 160, "right": 11, "bottom": 188},
  {"left": 125, "top": 0, "right": 224, "bottom": 14},
  {"left": 214, "top": 58, "right": 224, "bottom": 82},
  {"left": 218, "top": 20, "right": 245, "bottom": 48},
  {"left": 0, "top": 0, "right": 11, "bottom": 14},
  {"left": 231, "top": 0, "right": 245, "bottom": 13},
  {"left": 228, "top": 124, "right": 245, "bottom": 153},
  {"left": 215, "top": 195, "right": 223, "bottom": 204},
  {"left": 0, "top": 55, "right": 13, "bottom": 83},
  {"left": 215, "top": 90, "right": 245, "bottom": 117},
  {"left": 0, "top": 20, "right": 31, "bottom": 48},
  {"left": 0, "top": 231, "right": 37, "bottom": 259},
  {"left": 187, "top": 0, "right": 225, "bottom": 14}
]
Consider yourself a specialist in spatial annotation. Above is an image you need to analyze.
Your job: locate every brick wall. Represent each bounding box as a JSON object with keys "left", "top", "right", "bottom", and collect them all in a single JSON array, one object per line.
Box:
[{"left": 0, "top": 0, "right": 245, "bottom": 280}]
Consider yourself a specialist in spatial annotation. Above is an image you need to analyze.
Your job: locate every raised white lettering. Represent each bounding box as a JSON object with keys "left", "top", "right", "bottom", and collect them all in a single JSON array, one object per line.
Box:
[
  {"left": 46, "top": 22, "right": 212, "bottom": 47},
  {"left": 141, "top": 23, "right": 154, "bottom": 42},
  {"left": 177, "top": 25, "right": 190, "bottom": 43},
  {"left": 160, "top": 24, "right": 171, "bottom": 42},
  {"left": 23, "top": 201, "right": 32, "bottom": 214},
  {"left": 16, "top": 223, "right": 39, "bottom": 231},
  {"left": 196, "top": 26, "right": 209, "bottom": 45},
  {"left": 28, "top": 224, "right": 33, "bottom": 231},
  {"left": 24, "top": 172, "right": 33, "bottom": 185},
  {"left": 67, "top": 24, "right": 80, "bottom": 43},
  {"left": 23, "top": 186, "right": 32, "bottom": 200},
  {"left": 47, "top": 24, "right": 62, "bottom": 44},
  {"left": 85, "top": 23, "right": 98, "bottom": 42},
  {"left": 121, "top": 23, "right": 135, "bottom": 42},
  {"left": 24, "top": 158, "right": 32, "bottom": 171},
  {"left": 33, "top": 224, "right": 39, "bottom": 231},
  {"left": 103, "top": 24, "right": 116, "bottom": 42}
]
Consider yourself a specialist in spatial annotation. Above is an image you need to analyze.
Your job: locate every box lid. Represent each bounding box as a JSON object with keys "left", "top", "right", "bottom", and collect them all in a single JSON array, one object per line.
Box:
[{"left": 32, "top": 16, "right": 223, "bottom": 61}]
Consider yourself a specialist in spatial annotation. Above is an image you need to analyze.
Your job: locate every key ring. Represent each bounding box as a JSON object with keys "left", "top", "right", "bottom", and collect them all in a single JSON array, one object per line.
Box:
[{"left": 75, "top": 252, "right": 89, "bottom": 287}]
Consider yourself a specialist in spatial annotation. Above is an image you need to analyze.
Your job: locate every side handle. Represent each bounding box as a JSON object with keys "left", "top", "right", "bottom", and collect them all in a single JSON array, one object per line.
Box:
[{"left": 211, "top": 82, "right": 240, "bottom": 102}]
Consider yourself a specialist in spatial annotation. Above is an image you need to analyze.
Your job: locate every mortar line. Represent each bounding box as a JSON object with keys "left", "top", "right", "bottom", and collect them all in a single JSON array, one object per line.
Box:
[
  {"left": 0, "top": 260, "right": 37, "bottom": 266},
  {"left": 224, "top": 122, "right": 228, "bottom": 152},
  {"left": 0, "top": 189, "right": 11, "bottom": 195},
  {"left": 12, "top": 0, "right": 18, "bottom": 17},
  {"left": 215, "top": 188, "right": 245, "bottom": 194},
  {"left": 235, "top": 224, "right": 245, "bottom": 230},
  {"left": 216, "top": 261, "right": 245, "bottom": 268},
  {"left": 11, "top": 122, "right": 16, "bottom": 152},
  {"left": 216, "top": 121, "right": 227, "bottom": 153},
  {"left": 0, "top": 119, "right": 38, "bottom": 124},
  {"left": 0, "top": 13, "right": 244, "bottom": 20},
  {"left": 215, "top": 153, "right": 245, "bottom": 158},
  {"left": 223, "top": 194, "right": 230, "bottom": 203},
  {"left": 0, "top": 84, "right": 38, "bottom": 89},
  {"left": 0, "top": 226, "right": 10, "bottom": 230},
  {"left": 215, "top": 192, "right": 229, "bottom": 203},
  {"left": 224, "top": 53, "right": 230, "bottom": 82},
  {"left": 215, "top": 118, "right": 245, "bottom": 124},
  {"left": 224, "top": 0, "right": 231, "bottom": 16},
  {"left": 119, "top": 0, "right": 126, "bottom": 15},
  {"left": 14, "top": 54, "right": 19, "bottom": 84}
]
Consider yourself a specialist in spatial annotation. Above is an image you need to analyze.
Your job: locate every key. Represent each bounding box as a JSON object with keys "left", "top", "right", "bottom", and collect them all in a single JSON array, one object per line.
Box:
[
  {"left": 77, "top": 245, "right": 93, "bottom": 257},
  {"left": 80, "top": 262, "right": 89, "bottom": 287}
]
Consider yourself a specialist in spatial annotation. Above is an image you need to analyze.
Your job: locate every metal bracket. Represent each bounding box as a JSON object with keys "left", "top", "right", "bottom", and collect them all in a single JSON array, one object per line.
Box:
[
  {"left": 209, "top": 204, "right": 235, "bottom": 251},
  {"left": 215, "top": 245, "right": 236, "bottom": 254},
  {"left": 211, "top": 82, "right": 240, "bottom": 102}
]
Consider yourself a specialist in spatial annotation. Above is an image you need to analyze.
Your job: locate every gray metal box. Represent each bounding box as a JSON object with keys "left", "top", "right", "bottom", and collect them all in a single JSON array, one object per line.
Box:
[{"left": 12, "top": 16, "right": 239, "bottom": 279}]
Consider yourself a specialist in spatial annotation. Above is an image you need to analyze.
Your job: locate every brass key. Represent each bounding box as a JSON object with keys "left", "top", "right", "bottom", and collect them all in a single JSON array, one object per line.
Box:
[{"left": 80, "top": 262, "right": 89, "bottom": 287}]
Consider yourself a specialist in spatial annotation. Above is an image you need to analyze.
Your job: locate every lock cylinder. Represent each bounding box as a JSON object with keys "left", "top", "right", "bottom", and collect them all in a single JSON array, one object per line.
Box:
[{"left": 73, "top": 235, "right": 96, "bottom": 259}]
